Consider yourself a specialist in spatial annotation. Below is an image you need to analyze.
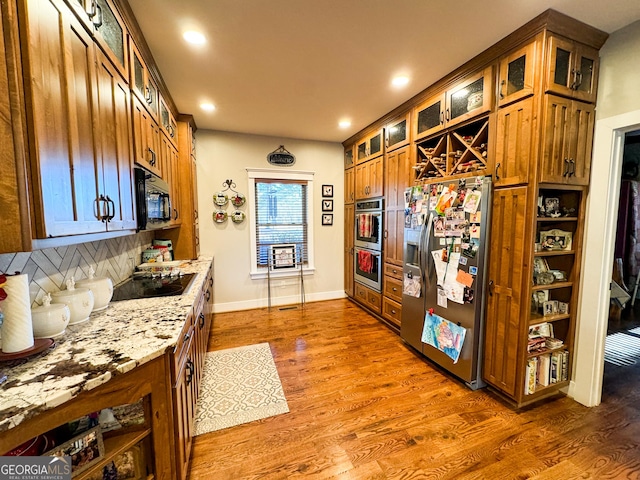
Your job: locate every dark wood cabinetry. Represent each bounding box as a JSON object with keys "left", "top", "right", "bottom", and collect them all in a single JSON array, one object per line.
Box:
[
  {"left": 494, "top": 96, "right": 535, "bottom": 187},
  {"left": 132, "top": 95, "right": 162, "bottom": 177}
]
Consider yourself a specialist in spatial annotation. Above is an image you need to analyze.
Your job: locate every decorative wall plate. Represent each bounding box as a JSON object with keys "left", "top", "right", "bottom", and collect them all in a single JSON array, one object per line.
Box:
[
  {"left": 231, "top": 211, "right": 246, "bottom": 223},
  {"left": 214, "top": 192, "right": 229, "bottom": 207},
  {"left": 213, "top": 210, "right": 228, "bottom": 223},
  {"left": 231, "top": 193, "right": 246, "bottom": 207}
]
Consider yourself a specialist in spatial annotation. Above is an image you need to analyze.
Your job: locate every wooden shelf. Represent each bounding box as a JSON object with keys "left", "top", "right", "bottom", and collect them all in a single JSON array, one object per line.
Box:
[
  {"left": 536, "top": 216, "right": 578, "bottom": 222},
  {"left": 527, "top": 345, "right": 566, "bottom": 359},
  {"left": 534, "top": 250, "right": 576, "bottom": 257},
  {"left": 529, "top": 313, "right": 570, "bottom": 325},
  {"left": 76, "top": 428, "right": 151, "bottom": 480},
  {"left": 532, "top": 281, "right": 572, "bottom": 291},
  {"left": 526, "top": 380, "right": 570, "bottom": 398}
]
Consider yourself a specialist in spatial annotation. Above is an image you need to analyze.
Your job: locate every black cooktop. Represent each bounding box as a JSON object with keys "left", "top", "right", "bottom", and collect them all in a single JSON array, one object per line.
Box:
[{"left": 111, "top": 273, "right": 197, "bottom": 302}]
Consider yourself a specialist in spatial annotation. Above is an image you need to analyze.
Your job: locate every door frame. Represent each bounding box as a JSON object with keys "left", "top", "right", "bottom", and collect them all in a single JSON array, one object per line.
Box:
[{"left": 571, "top": 109, "right": 640, "bottom": 406}]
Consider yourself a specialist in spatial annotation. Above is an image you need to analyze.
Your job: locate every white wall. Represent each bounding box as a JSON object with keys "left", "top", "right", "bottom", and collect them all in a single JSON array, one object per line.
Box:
[
  {"left": 196, "top": 130, "right": 345, "bottom": 312},
  {"left": 572, "top": 20, "right": 640, "bottom": 406}
]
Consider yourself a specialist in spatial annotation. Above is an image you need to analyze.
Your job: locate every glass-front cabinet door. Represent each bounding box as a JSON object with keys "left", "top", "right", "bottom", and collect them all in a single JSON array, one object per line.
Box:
[
  {"left": 93, "top": 0, "right": 128, "bottom": 79},
  {"left": 445, "top": 66, "right": 493, "bottom": 128},
  {"left": 385, "top": 112, "right": 411, "bottom": 151},
  {"left": 413, "top": 92, "right": 445, "bottom": 141},
  {"left": 356, "top": 128, "right": 384, "bottom": 164},
  {"left": 546, "top": 35, "right": 599, "bottom": 104},
  {"left": 344, "top": 144, "right": 354, "bottom": 168},
  {"left": 498, "top": 39, "right": 538, "bottom": 107}
]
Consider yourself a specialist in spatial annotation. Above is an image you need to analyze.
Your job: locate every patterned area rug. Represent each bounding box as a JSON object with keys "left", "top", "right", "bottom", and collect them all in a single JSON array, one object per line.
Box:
[
  {"left": 604, "top": 329, "right": 640, "bottom": 366},
  {"left": 194, "top": 343, "right": 289, "bottom": 435}
]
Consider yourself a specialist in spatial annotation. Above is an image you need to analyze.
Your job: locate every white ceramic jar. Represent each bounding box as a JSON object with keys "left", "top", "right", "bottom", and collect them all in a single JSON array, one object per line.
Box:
[
  {"left": 31, "top": 293, "right": 70, "bottom": 338},
  {"left": 51, "top": 278, "right": 94, "bottom": 325},
  {"left": 75, "top": 268, "right": 113, "bottom": 312}
]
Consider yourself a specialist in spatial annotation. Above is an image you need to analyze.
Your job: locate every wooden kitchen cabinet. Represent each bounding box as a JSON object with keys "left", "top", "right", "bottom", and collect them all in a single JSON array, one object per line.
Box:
[
  {"left": 354, "top": 282, "right": 381, "bottom": 314},
  {"left": 129, "top": 39, "right": 159, "bottom": 118},
  {"left": 493, "top": 96, "right": 535, "bottom": 187},
  {"left": 344, "top": 143, "right": 355, "bottom": 168},
  {"left": 545, "top": 35, "right": 600, "bottom": 104},
  {"left": 356, "top": 128, "right": 384, "bottom": 164},
  {"left": 62, "top": 0, "right": 128, "bottom": 80},
  {"left": 160, "top": 94, "right": 179, "bottom": 147},
  {"left": 497, "top": 38, "right": 539, "bottom": 107},
  {"left": 413, "top": 67, "right": 493, "bottom": 142},
  {"left": 483, "top": 186, "right": 530, "bottom": 398},
  {"left": 383, "top": 145, "right": 412, "bottom": 268},
  {"left": 21, "top": 0, "right": 137, "bottom": 238},
  {"left": 345, "top": 167, "right": 355, "bottom": 204},
  {"left": 132, "top": 95, "right": 163, "bottom": 177},
  {"left": 344, "top": 203, "right": 354, "bottom": 297},
  {"left": 355, "top": 156, "right": 383, "bottom": 200},
  {"left": 162, "top": 115, "right": 200, "bottom": 260},
  {"left": 160, "top": 132, "right": 182, "bottom": 225},
  {"left": 540, "top": 95, "right": 594, "bottom": 186},
  {"left": 385, "top": 112, "right": 411, "bottom": 152}
]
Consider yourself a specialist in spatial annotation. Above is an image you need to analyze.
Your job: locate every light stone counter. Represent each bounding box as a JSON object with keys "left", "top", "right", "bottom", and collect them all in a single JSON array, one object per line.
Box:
[{"left": 0, "top": 257, "right": 213, "bottom": 433}]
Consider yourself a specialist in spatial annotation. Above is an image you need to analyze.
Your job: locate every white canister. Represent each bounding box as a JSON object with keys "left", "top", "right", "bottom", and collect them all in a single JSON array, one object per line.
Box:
[
  {"left": 31, "top": 293, "right": 71, "bottom": 338},
  {"left": 1, "top": 273, "right": 34, "bottom": 353},
  {"left": 51, "top": 278, "right": 94, "bottom": 325},
  {"left": 76, "top": 268, "right": 113, "bottom": 312}
]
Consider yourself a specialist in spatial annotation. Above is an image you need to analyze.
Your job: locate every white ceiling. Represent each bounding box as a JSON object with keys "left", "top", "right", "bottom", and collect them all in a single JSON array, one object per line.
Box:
[{"left": 128, "top": 0, "right": 640, "bottom": 144}]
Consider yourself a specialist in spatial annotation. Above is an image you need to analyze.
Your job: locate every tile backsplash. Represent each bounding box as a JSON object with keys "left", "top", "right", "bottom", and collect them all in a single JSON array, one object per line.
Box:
[{"left": 0, "top": 232, "right": 154, "bottom": 306}]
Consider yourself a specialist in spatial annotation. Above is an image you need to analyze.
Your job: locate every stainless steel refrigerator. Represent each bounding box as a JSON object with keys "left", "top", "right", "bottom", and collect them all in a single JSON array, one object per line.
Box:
[{"left": 401, "top": 176, "right": 492, "bottom": 390}]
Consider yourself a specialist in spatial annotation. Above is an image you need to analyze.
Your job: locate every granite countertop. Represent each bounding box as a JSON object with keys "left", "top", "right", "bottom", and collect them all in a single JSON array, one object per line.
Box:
[{"left": 0, "top": 257, "right": 213, "bottom": 433}]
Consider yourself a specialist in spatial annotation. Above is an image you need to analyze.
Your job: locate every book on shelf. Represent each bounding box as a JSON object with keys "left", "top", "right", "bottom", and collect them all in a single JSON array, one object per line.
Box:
[
  {"left": 526, "top": 357, "right": 538, "bottom": 394},
  {"left": 537, "top": 354, "right": 551, "bottom": 387},
  {"left": 550, "top": 353, "right": 559, "bottom": 383},
  {"left": 525, "top": 350, "right": 569, "bottom": 393}
]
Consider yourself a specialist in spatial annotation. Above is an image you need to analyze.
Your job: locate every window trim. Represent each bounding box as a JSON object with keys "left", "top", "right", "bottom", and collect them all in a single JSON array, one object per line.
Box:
[{"left": 247, "top": 168, "right": 315, "bottom": 279}]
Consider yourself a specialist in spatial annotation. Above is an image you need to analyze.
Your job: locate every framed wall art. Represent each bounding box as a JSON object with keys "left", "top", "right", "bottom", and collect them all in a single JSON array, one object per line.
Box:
[
  {"left": 322, "top": 185, "right": 333, "bottom": 197},
  {"left": 270, "top": 244, "right": 297, "bottom": 270},
  {"left": 322, "top": 214, "right": 333, "bottom": 226},
  {"left": 322, "top": 199, "right": 333, "bottom": 212}
]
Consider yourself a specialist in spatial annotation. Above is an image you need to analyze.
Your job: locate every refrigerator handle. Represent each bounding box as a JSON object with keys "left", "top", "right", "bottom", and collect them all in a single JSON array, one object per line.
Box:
[{"left": 421, "top": 213, "right": 434, "bottom": 286}]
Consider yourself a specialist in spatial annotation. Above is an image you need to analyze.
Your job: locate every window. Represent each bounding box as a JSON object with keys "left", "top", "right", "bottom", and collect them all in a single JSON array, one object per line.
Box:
[{"left": 247, "top": 169, "right": 315, "bottom": 278}]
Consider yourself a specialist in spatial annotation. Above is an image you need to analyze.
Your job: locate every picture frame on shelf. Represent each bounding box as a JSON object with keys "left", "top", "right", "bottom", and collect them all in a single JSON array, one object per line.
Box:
[
  {"left": 558, "top": 301, "right": 569, "bottom": 314},
  {"left": 543, "top": 300, "right": 558, "bottom": 316},
  {"left": 533, "top": 257, "right": 549, "bottom": 274},
  {"left": 43, "top": 425, "right": 104, "bottom": 476},
  {"left": 539, "top": 229, "right": 572, "bottom": 251},
  {"left": 322, "top": 185, "right": 333, "bottom": 197}
]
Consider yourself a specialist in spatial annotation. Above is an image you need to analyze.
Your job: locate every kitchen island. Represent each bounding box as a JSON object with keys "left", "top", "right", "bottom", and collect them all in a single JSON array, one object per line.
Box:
[{"left": 0, "top": 257, "right": 214, "bottom": 479}]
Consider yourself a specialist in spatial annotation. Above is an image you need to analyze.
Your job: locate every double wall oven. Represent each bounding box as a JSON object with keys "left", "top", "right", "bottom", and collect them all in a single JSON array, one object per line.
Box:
[{"left": 354, "top": 198, "right": 383, "bottom": 291}]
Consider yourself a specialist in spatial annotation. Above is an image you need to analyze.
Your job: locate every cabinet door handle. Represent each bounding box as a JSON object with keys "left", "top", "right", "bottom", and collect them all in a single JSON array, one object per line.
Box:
[
  {"left": 209, "top": 277, "right": 213, "bottom": 287},
  {"left": 105, "top": 195, "right": 115, "bottom": 222},
  {"left": 495, "top": 162, "right": 500, "bottom": 181},
  {"left": 205, "top": 290, "right": 211, "bottom": 301},
  {"left": 392, "top": 269, "right": 398, "bottom": 274},
  {"left": 199, "top": 312, "right": 205, "bottom": 329},
  {"left": 499, "top": 79, "right": 506, "bottom": 99},
  {"left": 173, "top": 208, "right": 179, "bottom": 220},
  {"left": 183, "top": 332, "right": 191, "bottom": 342},
  {"left": 384, "top": 230, "right": 388, "bottom": 239},
  {"left": 148, "top": 147, "right": 156, "bottom": 166},
  {"left": 445, "top": 108, "right": 450, "bottom": 122},
  {"left": 574, "top": 71, "right": 583, "bottom": 90},
  {"left": 488, "top": 280, "right": 494, "bottom": 297},
  {"left": 186, "top": 359, "right": 194, "bottom": 385},
  {"left": 194, "top": 209, "right": 198, "bottom": 220},
  {"left": 391, "top": 309, "right": 397, "bottom": 314},
  {"left": 563, "top": 158, "right": 570, "bottom": 177},
  {"left": 93, "top": 4, "right": 103, "bottom": 29},
  {"left": 569, "top": 158, "right": 575, "bottom": 177},
  {"left": 392, "top": 287, "right": 398, "bottom": 292},
  {"left": 94, "top": 195, "right": 106, "bottom": 221},
  {"left": 440, "top": 111, "right": 444, "bottom": 125},
  {"left": 87, "top": 0, "right": 97, "bottom": 18}
]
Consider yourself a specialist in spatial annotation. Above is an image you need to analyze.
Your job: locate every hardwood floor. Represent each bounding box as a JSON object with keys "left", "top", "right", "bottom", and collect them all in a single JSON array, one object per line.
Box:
[{"left": 189, "top": 299, "right": 640, "bottom": 479}]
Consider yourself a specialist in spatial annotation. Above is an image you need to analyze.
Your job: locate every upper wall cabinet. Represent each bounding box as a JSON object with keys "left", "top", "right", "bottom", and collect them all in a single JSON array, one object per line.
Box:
[
  {"left": 497, "top": 38, "right": 539, "bottom": 107},
  {"left": 23, "top": 0, "right": 133, "bottom": 237},
  {"left": 356, "top": 128, "right": 384, "bottom": 164},
  {"left": 160, "top": 94, "right": 178, "bottom": 147},
  {"left": 385, "top": 112, "right": 411, "bottom": 152},
  {"left": 130, "top": 39, "right": 159, "bottom": 118},
  {"left": 545, "top": 35, "right": 599, "bottom": 104},
  {"left": 344, "top": 144, "right": 354, "bottom": 169},
  {"left": 62, "top": 0, "right": 128, "bottom": 79},
  {"left": 414, "top": 66, "right": 493, "bottom": 141}
]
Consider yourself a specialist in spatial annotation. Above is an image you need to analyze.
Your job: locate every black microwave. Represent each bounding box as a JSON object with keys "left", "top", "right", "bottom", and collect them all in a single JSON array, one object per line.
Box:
[{"left": 135, "top": 167, "right": 171, "bottom": 231}]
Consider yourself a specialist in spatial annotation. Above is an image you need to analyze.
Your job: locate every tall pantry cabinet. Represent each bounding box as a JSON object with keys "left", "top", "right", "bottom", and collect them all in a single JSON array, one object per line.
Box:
[{"left": 343, "top": 9, "right": 607, "bottom": 407}]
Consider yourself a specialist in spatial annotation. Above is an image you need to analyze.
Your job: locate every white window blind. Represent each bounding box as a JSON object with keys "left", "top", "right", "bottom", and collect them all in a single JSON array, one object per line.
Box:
[{"left": 254, "top": 179, "right": 308, "bottom": 267}]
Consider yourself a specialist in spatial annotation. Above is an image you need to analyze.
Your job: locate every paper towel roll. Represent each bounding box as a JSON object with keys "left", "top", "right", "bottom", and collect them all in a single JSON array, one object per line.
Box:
[{"left": 1, "top": 274, "right": 34, "bottom": 353}]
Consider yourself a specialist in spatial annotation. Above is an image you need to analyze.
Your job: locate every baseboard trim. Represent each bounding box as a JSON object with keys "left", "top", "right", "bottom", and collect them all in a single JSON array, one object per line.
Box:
[{"left": 213, "top": 290, "right": 347, "bottom": 313}]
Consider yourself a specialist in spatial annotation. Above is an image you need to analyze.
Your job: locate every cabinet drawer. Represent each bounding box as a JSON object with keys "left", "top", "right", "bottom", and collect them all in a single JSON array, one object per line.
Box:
[
  {"left": 381, "top": 297, "right": 402, "bottom": 329},
  {"left": 173, "top": 321, "right": 194, "bottom": 375},
  {"left": 384, "top": 263, "right": 403, "bottom": 280},
  {"left": 383, "top": 276, "right": 403, "bottom": 303},
  {"left": 354, "top": 282, "right": 381, "bottom": 314}
]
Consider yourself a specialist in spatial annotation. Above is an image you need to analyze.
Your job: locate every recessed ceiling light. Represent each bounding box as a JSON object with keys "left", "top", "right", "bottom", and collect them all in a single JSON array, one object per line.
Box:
[
  {"left": 183, "top": 31, "right": 206, "bottom": 45},
  {"left": 200, "top": 102, "right": 216, "bottom": 112},
  {"left": 339, "top": 120, "right": 351, "bottom": 129},
  {"left": 391, "top": 75, "right": 410, "bottom": 88}
]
